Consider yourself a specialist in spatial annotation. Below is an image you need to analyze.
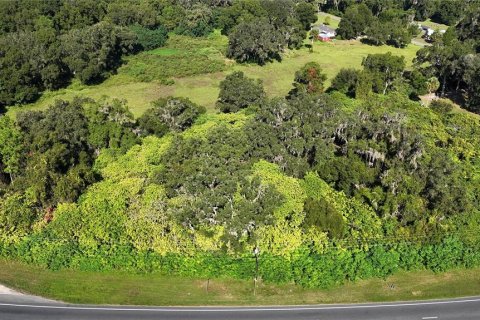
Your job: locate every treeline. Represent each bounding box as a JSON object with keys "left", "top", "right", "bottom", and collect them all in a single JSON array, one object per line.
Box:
[
  {"left": 415, "top": 13, "right": 480, "bottom": 113},
  {"left": 322, "top": 0, "right": 473, "bottom": 26},
  {"left": 329, "top": 0, "right": 480, "bottom": 49},
  {"left": 336, "top": 2, "right": 418, "bottom": 47},
  {"left": 325, "top": 0, "right": 480, "bottom": 113},
  {"left": 0, "top": 0, "right": 317, "bottom": 109},
  {"left": 221, "top": 0, "right": 317, "bottom": 64},
  {"left": 0, "top": 96, "right": 205, "bottom": 223}
]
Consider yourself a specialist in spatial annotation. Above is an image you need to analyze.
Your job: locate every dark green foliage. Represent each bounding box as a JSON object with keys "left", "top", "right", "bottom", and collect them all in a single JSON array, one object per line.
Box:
[
  {"left": 246, "top": 94, "right": 340, "bottom": 177},
  {"left": 412, "top": 0, "right": 438, "bottom": 21},
  {"left": 362, "top": 52, "right": 406, "bottom": 94},
  {"left": 61, "top": 22, "right": 137, "bottom": 84},
  {"left": 365, "top": 18, "right": 414, "bottom": 48},
  {"left": 216, "top": 71, "right": 266, "bottom": 113},
  {"left": 175, "top": 3, "right": 214, "bottom": 37},
  {"left": 334, "top": 1, "right": 414, "bottom": 49},
  {"left": 431, "top": 0, "right": 464, "bottom": 26},
  {"left": 0, "top": 116, "right": 23, "bottom": 184},
  {"left": 337, "top": 4, "right": 373, "bottom": 39},
  {"left": 0, "top": 96, "right": 142, "bottom": 226},
  {"left": 0, "top": 21, "right": 67, "bottom": 106},
  {"left": 130, "top": 25, "right": 168, "bottom": 50},
  {"left": 105, "top": 0, "right": 158, "bottom": 28},
  {"left": 461, "top": 54, "right": 480, "bottom": 113},
  {"left": 216, "top": 0, "right": 266, "bottom": 35},
  {"left": 303, "top": 197, "right": 345, "bottom": 239},
  {"left": 260, "top": 0, "right": 306, "bottom": 49},
  {"left": 456, "top": 3, "right": 480, "bottom": 51},
  {"left": 51, "top": 0, "right": 107, "bottom": 31},
  {"left": 295, "top": 2, "right": 317, "bottom": 30},
  {"left": 15, "top": 98, "right": 95, "bottom": 207},
  {"left": 224, "top": 0, "right": 309, "bottom": 64},
  {"left": 160, "top": 124, "right": 280, "bottom": 249},
  {"left": 85, "top": 98, "right": 139, "bottom": 152},
  {"left": 354, "top": 71, "right": 374, "bottom": 99},
  {"left": 330, "top": 68, "right": 360, "bottom": 97},
  {"left": 430, "top": 99, "right": 454, "bottom": 114},
  {"left": 364, "top": 18, "right": 388, "bottom": 46},
  {"left": 0, "top": 0, "right": 106, "bottom": 35},
  {"left": 405, "top": 70, "right": 429, "bottom": 98},
  {"left": 414, "top": 28, "right": 477, "bottom": 108},
  {"left": 226, "top": 20, "right": 284, "bottom": 64},
  {"left": 290, "top": 62, "right": 327, "bottom": 96},
  {"left": 139, "top": 97, "right": 205, "bottom": 136}
]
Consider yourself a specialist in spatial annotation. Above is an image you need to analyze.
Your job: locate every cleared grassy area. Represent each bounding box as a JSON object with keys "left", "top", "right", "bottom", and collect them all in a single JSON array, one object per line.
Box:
[
  {"left": 8, "top": 33, "right": 419, "bottom": 118},
  {"left": 1, "top": 258, "right": 479, "bottom": 305},
  {"left": 316, "top": 12, "right": 341, "bottom": 29},
  {"left": 417, "top": 18, "right": 449, "bottom": 31}
]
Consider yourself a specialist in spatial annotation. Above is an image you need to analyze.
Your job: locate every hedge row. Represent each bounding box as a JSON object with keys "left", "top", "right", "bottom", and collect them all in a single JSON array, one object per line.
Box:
[{"left": 1, "top": 236, "right": 479, "bottom": 289}]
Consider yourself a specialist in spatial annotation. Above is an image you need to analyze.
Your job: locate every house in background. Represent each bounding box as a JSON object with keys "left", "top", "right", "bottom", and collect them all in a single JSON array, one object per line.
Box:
[
  {"left": 418, "top": 24, "right": 446, "bottom": 40},
  {"left": 312, "top": 24, "right": 336, "bottom": 42}
]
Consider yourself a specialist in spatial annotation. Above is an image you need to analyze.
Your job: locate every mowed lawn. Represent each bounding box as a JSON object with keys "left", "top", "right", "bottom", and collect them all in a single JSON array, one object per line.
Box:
[
  {"left": 8, "top": 35, "right": 419, "bottom": 118},
  {"left": 0, "top": 258, "right": 480, "bottom": 305}
]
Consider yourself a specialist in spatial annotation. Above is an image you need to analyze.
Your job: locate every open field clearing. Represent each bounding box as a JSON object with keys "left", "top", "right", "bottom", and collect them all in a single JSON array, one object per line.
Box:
[{"left": 8, "top": 34, "right": 419, "bottom": 118}]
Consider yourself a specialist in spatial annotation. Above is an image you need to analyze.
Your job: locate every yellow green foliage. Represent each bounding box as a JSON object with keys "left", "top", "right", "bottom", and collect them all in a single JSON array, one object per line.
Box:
[
  {"left": 181, "top": 112, "right": 249, "bottom": 140},
  {"left": 125, "top": 184, "right": 193, "bottom": 255},
  {"left": 96, "top": 135, "right": 172, "bottom": 181},
  {"left": 253, "top": 160, "right": 306, "bottom": 255},
  {"left": 302, "top": 172, "right": 382, "bottom": 244}
]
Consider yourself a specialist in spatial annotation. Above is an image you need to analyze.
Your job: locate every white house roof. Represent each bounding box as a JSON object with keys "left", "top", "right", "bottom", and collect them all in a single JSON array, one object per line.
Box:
[{"left": 313, "top": 24, "right": 336, "bottom": 34}]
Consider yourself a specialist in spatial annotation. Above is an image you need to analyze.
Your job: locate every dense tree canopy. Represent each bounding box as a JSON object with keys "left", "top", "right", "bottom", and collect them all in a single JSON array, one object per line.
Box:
[
  {"left": 129, "top": 25, "right": 168, "bottom": 51},
  {"left": 226, "top": 20, "right": 284, "bottom": 64},
  {"left": 336, "top": 4, "right": 373, "bottom": 39},
  {"left": 362, "top": 52, "right": 406, "bottom": 95},
  {"left": 290, "top": 62, "right": 327, "bottom": 96},
  {"left": 216, "top": 71, "right": 266, "bottom": 113},
  {"left": 1, "top": 0, "right": 480, "bottom": 293},
  {"left": 414, "top": 28, "right": 478, "bottom": 111},
  {"left": 224, "top": 0, "right": 313, "bottom": 64},
  {"left": 139, "top": 97, "right": 206, "bottom": 136},
  {"left": 61, "top": 22, "right": 137, "bottom": 84}
]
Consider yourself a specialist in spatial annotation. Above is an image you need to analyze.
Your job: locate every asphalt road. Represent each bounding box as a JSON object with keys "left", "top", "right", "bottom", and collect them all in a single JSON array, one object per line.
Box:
[{"left": 1, "top": 293, "right": 480, "bottom": 320}]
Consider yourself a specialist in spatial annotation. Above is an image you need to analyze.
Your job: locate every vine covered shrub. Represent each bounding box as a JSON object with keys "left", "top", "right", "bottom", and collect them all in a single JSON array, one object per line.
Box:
[{"left": 3, "top": 236, "right": 479, "bottom": 289}]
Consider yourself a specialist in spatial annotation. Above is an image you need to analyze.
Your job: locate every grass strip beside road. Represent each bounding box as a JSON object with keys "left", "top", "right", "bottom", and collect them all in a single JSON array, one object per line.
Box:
[{"left": 0, "top": 259, "right": 479, "bottom": 306}]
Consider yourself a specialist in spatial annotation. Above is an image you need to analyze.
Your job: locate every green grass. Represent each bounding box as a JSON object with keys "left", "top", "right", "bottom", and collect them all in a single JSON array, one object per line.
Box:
[
  {"left": 316, "top": 12, "right": 341, "bottom": 29},
  {"left": 148, "top": 48, "right": 182, "bottom": 56},
  {"left": 1, "top": 258, "right": 480, "bottom": 305},
  {"left": 8, "top": 32, "right": 420, "bottom": 118},
  {"left": 417, "top": 19, "right": 449, "bottom": 31}
]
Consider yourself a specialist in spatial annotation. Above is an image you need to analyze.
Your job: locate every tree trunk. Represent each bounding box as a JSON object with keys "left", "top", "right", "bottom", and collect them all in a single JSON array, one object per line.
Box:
[
  {"left": 383, "top": 67, "right": 390, "bottom": 95},
  {"left": 441, "top": 74, "right": 447, "bottom": 97}
]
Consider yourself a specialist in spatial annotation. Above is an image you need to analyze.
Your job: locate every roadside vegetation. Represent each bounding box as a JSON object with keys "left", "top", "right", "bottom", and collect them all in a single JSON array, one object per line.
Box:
[
  {"left": 1, "top": 0, "right": 480, "bottom": 303},
  {"left": 1, "top": 258, "right": 480, "bottom": 305}
]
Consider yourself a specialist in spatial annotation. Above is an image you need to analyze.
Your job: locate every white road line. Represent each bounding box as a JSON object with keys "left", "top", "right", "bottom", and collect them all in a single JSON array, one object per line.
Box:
[
  {"left": 421, "top": 317, "right": 438, "bottom": 319},
  {"left": 0, "top": 298, "right": 479, "bottom": 313}
]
